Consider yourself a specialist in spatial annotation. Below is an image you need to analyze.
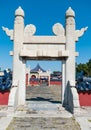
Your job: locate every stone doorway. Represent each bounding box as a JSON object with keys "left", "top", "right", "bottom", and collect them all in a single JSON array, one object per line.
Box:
[{"left": 26, "top": 61, "right": 62, "bottom": 111}]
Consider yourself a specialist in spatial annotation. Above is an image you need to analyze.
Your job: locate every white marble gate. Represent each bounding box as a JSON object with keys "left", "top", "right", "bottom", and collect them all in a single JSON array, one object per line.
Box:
[{"left": 3, "top": 6, "right": 87, "bottom": 112}]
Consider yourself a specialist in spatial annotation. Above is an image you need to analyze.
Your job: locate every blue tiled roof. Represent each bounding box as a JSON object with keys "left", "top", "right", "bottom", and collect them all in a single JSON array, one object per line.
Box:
[
  {"left": 30, "top": 64, "right": 46, "bottom": 72},
  {"left": 76, "top": 77, "right": 91, "bottom": 91},
  {"left": 76, "top": 71, "right": 91, "bottom": 91},
  {"left": 0, "top": 70, "right": 12, "bottom": 91},
  {"left": 76, "top": 81, "right": 91, "bottom": 91}
]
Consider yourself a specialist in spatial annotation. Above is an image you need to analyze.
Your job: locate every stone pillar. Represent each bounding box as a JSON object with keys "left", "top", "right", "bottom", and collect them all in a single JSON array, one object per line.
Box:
[
  {"left": 65, "top": 7, "right": 80, "bottom": 109},
  {"left": 26, "top": 66, "right": 30, "bottom": 86},
  {"left": 12, "top": 7, "right": 26, "bottom": 106},
  {"left": 48, "top": 75, "right": 50, "bottom": 86},
  {"left": 61, "top": 60, "right": 66, "bottom": 104},
  {"left": 65, "top": 7, "right": 76, "bottom": 86}
]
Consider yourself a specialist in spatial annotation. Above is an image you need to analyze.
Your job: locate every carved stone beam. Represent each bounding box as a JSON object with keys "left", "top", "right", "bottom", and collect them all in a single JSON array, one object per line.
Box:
[
  {"left": 2, "top": 26, "right": 14, "bottom": 41},
  {"left": 75, "top": 27, "right": 88, "bottom": 42}
]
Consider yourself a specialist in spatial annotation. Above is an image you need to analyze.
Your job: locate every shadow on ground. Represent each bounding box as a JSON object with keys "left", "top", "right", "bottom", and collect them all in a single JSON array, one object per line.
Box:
[{"left": 26, "top": 97, "right": 62, "bottom": 104}]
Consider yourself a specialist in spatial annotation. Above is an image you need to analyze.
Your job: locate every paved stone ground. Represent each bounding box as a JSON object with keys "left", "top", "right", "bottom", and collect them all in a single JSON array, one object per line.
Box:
[
  {"left": 26, "top": 85, "right": 62, "bottom": 111},
  {"left": 26, "top": 85, "right": 61, "bottom": 103},
  {"left": 74, "top": 107, "right": 91, "bottom": 130},
  {"left": 7, "top": 117, "right": 80, "bottom": 130},
  {"left": 6, "top": 85, "right": 81, "bottom": 130}
]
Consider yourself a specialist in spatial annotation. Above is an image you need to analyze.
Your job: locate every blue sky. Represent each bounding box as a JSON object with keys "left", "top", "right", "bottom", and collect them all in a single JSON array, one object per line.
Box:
[{"left": 0, "top": 0, "right": 91, "bottom": 72}]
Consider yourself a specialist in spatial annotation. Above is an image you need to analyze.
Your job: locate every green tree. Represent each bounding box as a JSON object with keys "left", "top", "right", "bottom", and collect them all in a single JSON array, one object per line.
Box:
[
  {"left": 76, "top": 58, "right": 91, "bottom": 77},
  {"left": 76, "top": 63, "right": 88, "bottom": 76},
  {"left": 87, "top": 59, "right": 91, "bottom": 77}
]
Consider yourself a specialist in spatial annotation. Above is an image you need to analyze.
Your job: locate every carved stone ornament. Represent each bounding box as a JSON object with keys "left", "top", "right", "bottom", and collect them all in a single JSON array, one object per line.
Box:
[
  {"left": 2, "top": 26, "right": 13, "bottom": 40},
  {"left": 52, "top": 23, "right": 65, "bottom": 36},
  {"left": 75, "top": 27, "right": 88, "bottom": 42},
  {"left": 24, "top": 24, "right": 36, "bottom": 36},
  {"left": 66, "top": 7, "right": 75, "bottom": 17},
  {"left": 15, "top": 6, "right": 24, "bottom": 17}
]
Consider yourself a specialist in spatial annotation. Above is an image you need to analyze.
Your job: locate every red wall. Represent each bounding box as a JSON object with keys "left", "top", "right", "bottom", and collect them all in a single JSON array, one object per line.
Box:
[
  {"left": 30, "top": 81, "right": 39, "bottom": 86},
  {"left": 50, "top": 81, "right": 62, "bottom": 85},
  {"left": 0, "top": 91, "right": 10, "bottom": 105},
  {"left": 29, "top": 81, "right": 62, "bottom": 86},
  {"left": 78, "top": 91, "right": 91, "bottom": 106}
]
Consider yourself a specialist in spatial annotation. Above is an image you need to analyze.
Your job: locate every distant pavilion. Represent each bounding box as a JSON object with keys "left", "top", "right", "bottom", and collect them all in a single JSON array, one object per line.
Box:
[{"left": 26, "top": 64, "right": 51, "bottom": 86}]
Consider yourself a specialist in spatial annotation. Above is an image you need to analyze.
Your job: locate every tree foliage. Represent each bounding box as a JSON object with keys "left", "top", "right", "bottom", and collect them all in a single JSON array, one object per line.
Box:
[
  {"left": 87, "top": 59, "right": 91, "bottom": 76},
  {"left": 76, "top": 59, "right": 91, "bottom": 77}
]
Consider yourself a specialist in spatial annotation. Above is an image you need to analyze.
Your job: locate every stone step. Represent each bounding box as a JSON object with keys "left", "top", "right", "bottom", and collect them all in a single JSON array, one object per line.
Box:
[{"left": 26, "top": 101, "right": 61, "bottom": 111}]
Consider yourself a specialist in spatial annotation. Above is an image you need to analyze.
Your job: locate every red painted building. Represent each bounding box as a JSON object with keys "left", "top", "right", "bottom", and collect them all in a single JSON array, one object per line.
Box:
[
  {"left": 78, "top": 91, "right": 91, "bottom": 106},
  {"left": 76, "top": 77, "right": 91, "bottom": 106}
]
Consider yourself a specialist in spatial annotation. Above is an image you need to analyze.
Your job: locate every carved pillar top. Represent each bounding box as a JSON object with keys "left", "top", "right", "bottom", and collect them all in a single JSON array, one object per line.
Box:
[
  {"left": 66, "top": 7, "right": 75, "bottom": 17},
  {"left": 15, "top": 6, "right": 24, "bottom": 17}
]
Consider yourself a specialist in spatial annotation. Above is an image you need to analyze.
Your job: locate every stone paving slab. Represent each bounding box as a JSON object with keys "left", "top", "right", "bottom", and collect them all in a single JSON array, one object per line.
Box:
[
  {"left": 26, "top": 101, "right": 60, "bottom": 111},
  {"left": 6, "top": 85, "right": 80, "bottom": 130},
  {"left": 1, "top": 85, "right": 91, "bottom": 130},
  {"left": 0, "top": 116, "right": 13, "bottom": 130},
  {"left": 26, "top": 85, "right": 61, "bottom": 104},
  {"left": 74, "top": 107, "right": 91, "bottom": 130},
  {"left": 14, "top": 108, "right": 72, "bottom": 118},
  {"left": 7, "top": 116, "right": 81, "bottom": 130},
  {"left": 6, "top": 84, "right": 80, "bottom": 130}
]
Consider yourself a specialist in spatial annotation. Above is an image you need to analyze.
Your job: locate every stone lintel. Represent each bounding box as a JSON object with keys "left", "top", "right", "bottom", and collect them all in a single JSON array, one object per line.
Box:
[
  {"left": 10, "top": 50, "right": 78, "bottom": 57},
  {"left": 58, "top": 50, "right": 69, "bottom": 57},
  {"left": 19, "top": 50, "right": 69, "bottom": 58},
  {"left": 24, "top": 36, "right": 66, "bottom": 44}
]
